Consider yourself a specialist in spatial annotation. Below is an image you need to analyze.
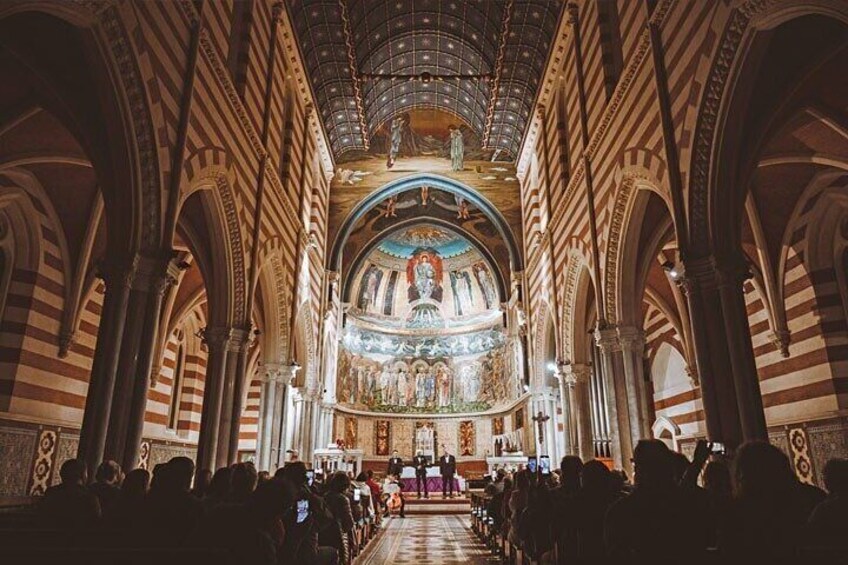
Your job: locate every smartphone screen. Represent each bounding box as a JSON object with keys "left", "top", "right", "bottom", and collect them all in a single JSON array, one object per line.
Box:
[
  {"left": 710, "top": 442, "right": 726, "bottom": 455},
  {"left": 353, "top": 487, "right": 361, "bottom": 502},
  {"left": 307, "top": 471, "right": 314, "bottom": 486},
  {"left": 296, "top": 499, "right": 309, "bottom": 524},
  {"left": 527, "top": 457, "right": 538, "bottom": 473},
  {"left": 539, "top": 455, "right": 551, "bottom": 475}
]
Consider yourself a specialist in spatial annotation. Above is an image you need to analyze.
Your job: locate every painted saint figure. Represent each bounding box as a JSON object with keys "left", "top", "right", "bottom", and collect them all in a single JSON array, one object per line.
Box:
[
  {"left": 438, "top": 368, "right": 451, "bottom": 408},
  {"left": 387, "top": 115, "right": 404, "bottom": 169},
  {"left": 397, "top": 370, "right": 408, "bottom": 407},
  {"left": 415, "top": 255, "right": 436, "bottom": 300},
  {"left": 450, "top": 126, "right": 464, "bottom": 171},
  {"left": 415, "top": 368, "right": 426, "bottom": 408}
]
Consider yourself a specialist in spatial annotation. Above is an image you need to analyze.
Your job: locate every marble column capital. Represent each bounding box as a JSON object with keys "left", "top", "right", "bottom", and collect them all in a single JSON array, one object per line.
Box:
[
  {"left": 226, "top": 327, "right": 253, "bottom": 352},
  {"left": 202, "top": 326, "right": 233, "bottom": 349},
  {"left": 96, "top": 255, "right": 140, "bottom": 289},
  {"left": 131, "top": 252, "right": 188, "bottom": 293},
  {"left": 594, "top": 326, "right": 620, "bottom": 353},
  {"left": 559, "top": 362, "right": 592, "bottom": 387},
  {"left": 261, "top": 363, "right": 299, "bottom": 385},
  {"left": 616, "top": 326, "right": 646, "bottom": 352}
]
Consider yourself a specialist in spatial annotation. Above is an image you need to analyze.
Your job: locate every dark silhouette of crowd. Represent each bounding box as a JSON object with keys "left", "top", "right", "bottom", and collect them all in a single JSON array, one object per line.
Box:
[
  {"left": 36, "top": 457, "right": 385, "bottom": 565},
  {"left": 481, "top": 440, "right": 848, "bottom": 564}
]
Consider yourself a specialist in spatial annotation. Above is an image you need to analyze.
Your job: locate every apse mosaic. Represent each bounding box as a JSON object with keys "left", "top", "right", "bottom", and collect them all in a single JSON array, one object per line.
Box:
[
  {"left": 341, "top": 184, "right": 513, "bottom": 283},
  {"left": 336, "top": 344, "right": 512, "bottom": 414},
  {"left": 350, "top": 224, "right": 499, "bottom": 326},
  {"left": 338, "top": 222, "right": 521, "bottom": 414}
]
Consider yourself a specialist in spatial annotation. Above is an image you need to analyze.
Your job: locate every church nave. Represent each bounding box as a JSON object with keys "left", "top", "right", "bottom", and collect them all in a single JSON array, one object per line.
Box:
[{"left": 358, "top": 515, "right": 496, "bottom": 565}]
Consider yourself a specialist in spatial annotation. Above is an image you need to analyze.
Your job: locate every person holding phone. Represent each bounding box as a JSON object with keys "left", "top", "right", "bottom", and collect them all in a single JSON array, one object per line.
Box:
[
  {"left": 278, "top": 462, "right": 337, "bottom": 565},
  {"left": 439, "top": 445, "right": 457, "bottom": 498}
]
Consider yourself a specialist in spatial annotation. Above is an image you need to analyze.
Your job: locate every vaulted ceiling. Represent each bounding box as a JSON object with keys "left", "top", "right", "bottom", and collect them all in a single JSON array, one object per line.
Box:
[{"left": 289, "top": 0, "right": 562, "bottom": 161}]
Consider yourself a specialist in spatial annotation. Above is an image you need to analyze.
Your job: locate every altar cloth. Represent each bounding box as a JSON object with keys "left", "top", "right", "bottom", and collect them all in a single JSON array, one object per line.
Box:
[
  {"left": 400, "top": 476, "right": 461, "bottom": 493},
  {"left": 396, "top": 466, "right": 465, "bottom": 492}
]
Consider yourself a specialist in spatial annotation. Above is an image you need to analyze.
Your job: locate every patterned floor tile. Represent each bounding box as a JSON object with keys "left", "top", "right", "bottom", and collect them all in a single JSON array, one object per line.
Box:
[{"left": 359, "top": 514, "right": 498, "bottom": 564}]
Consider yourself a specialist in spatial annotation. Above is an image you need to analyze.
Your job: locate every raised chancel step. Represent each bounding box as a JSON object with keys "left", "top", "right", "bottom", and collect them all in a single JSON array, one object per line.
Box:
[{"left": 403, "top": 494, "right": 471, "bottom": 515}]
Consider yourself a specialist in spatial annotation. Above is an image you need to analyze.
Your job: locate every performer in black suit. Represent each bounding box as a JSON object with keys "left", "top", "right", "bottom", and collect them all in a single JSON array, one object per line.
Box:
[
  {"left": 387, "top": 450, "right": 404, "bottom": 477},
  {"left": 439, "top": 445, "right": 457, "bottom": 498},
  {"left": 413, "top": 450, "right": 429, "bottom": 498}
]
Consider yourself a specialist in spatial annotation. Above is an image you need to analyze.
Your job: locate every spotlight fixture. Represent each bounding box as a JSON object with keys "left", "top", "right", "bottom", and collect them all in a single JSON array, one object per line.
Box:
[{"left": 662, "top": 260, "right": 681, "bottom": 280}]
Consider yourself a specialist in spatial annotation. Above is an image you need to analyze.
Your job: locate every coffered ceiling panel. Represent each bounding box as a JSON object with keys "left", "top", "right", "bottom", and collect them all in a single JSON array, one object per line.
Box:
[{"left": 289, "top": 0, "right": 562, "bottom": 161}]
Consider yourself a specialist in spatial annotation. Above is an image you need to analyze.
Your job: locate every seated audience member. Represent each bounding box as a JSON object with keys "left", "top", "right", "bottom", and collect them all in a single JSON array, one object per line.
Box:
[
  {"left": 720, "top": 441, "right": 813, "bottom": 561},
  {"left": 142, "top": 456, "right": 204, "bottom": 546},
  {"left": 808, "top": 458, "right": 848, "bottom": 548},
  {"left": 365, "top": 470, "right": 383, "bottom": 511},
  {"left": 605, "top": 440, "right": 709, "bottom": 560},
  {"left": 556, "top": 456, "right": 583, "bottom": 498},
  {"left": 40, "top": 458, "right": 101, "bottom": 528},
  {"left": 702, "top": 458, "right": 732, "bottom": 545},
  {"left": 228, "top": 462, "right": 259, "bottom": 504},
  {"left": 193, "top": 468, "right": 213, "bottom": 498},
  {"left": 110, "top": 468, "right": 150, "bottom": 528},
  {"left": 203, "top": 466, "right": 233, "bottom": 511},
  {"left": 89, "top": 460, "right": 123, "bottom": 516},
  {"left": 190, "top": 477, "right": 295, "bottom": 565},
  {"left": 353, "top": 472, "right": 374, "bottom": 520},
  {"left": 485, "top": 469, "right": 507, "bottom": 496},
  {"left": 279, "top": 461, "right": 337, "bottom": 565},
  {"left": 576, "top": 460, "right": 619, "bottom": 560},
  {"left": 507, "top": 469, "right": 532, "bottom": 547},
  {"left": 321, "top": 472, "right": 356, "bottom": 563},
  {"left": 499, "top": 475, "right": 514, "bottom": 540}
]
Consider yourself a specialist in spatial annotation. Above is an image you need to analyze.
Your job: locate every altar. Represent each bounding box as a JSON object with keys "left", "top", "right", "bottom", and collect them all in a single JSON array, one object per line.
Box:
[{"left": 399, "top": 465, "right": 465, "bottom": 493}]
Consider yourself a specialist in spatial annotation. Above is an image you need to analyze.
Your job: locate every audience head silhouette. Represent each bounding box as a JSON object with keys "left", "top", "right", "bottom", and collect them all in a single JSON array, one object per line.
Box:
[
  {"left": 632, "top": 439, "right": 675, "bottom": 490},
  {"left": 734, "top": 441, "right": 794, "bottom": 497},
  {"left": 59, "top": 458, "right": 87, "bottom": 485}
]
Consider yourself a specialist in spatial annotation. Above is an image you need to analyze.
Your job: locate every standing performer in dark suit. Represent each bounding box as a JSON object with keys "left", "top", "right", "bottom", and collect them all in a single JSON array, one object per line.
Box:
[
  {"left": 413, "top": 450, "right": 429, "bottom": 498},
  {"left": 387, "top": 450, "right": 404, "bottom": 478},
  {"left": 439, "top": 445, "right": 457, "bottom": 498}
]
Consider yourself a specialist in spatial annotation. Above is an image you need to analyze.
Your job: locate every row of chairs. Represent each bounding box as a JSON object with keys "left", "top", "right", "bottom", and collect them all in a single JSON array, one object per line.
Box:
[
  {"left": 347, "top": 491, "right": 385, "bottom": 563},
  {"left": 470, "top": 491, "right": 536, "bottom": 564}
]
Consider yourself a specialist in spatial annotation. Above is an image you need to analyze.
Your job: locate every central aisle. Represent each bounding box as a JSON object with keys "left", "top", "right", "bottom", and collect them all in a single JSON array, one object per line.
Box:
[{"left": 358, "top": 515, "right": 497, "bottom": 564}]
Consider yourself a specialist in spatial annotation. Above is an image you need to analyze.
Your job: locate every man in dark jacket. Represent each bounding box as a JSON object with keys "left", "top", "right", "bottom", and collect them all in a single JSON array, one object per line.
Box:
[
  {"left": 439, "top": 445, "right": 457, "bottom": 498},
  {"left": 387, "top": 450, "right": 404, "bottom": 477},
  {"left": 40, "top": 459, "right": 101, "bottom": 528},
  {"left": 413, "top": 450, "right": 429, "bottom": 498}
]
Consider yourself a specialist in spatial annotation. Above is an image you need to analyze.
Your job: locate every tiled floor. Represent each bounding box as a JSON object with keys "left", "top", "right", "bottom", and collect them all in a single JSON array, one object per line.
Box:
[{"left": 358, "top": 514, "right": 498, "bottom": 564}]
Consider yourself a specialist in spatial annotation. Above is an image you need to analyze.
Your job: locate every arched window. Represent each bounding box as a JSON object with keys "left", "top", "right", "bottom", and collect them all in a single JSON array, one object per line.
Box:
[{"left": 168, "top": 330, "right": 187, "bottom": 430}]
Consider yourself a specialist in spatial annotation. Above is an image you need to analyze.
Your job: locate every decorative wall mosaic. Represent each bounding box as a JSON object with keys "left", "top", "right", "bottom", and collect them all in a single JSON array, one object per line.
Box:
[
  {"left": 28, "top": 429, "right": 57, "bottom": 495},
  {"left": 0, "top": 426, "right": 37, "bottom": 496},
  {"left": 52, "top": 434, "right": 79, "bottom": 486}
]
